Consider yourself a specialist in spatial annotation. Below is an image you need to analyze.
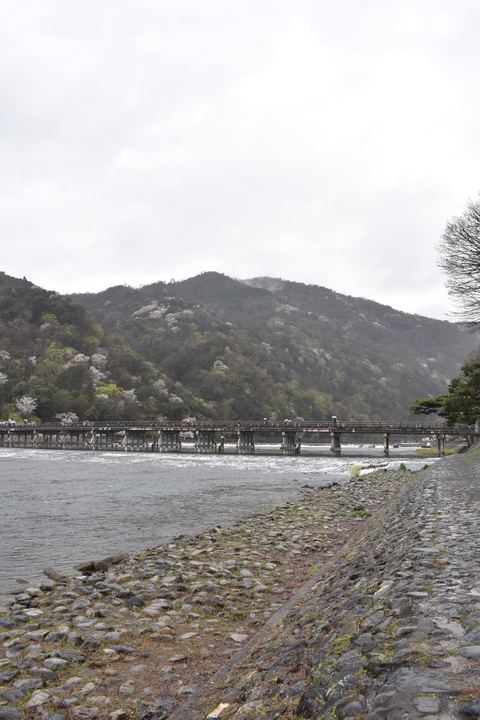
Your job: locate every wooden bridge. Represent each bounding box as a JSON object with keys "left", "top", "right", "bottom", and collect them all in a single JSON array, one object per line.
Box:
[{"left": 0, "top": 419, "right": 477, "bottom": 456}]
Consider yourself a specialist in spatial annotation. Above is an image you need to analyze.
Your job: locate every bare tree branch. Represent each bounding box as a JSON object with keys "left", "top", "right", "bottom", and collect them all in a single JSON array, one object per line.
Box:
[{"left": 437, "top": 195, "right": 480, "bottom": 330}]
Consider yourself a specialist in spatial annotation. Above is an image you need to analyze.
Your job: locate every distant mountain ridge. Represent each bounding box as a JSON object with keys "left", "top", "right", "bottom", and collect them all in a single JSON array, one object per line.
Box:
[
  {"left": 0, "top": 269, "right": 476, "bottom": 423},
  {"left": 70, "top": 271, "right": 478, "bottom": 422}
]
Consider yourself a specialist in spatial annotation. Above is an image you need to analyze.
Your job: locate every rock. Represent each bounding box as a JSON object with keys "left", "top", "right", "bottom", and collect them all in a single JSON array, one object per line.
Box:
[
  {"left": 25, "top": 690, "right": 51, "bottom": 708},
  {"left": 126, "top": 595, "right": 145, "bottom": 607},
  {"left": 413, "top": 696, "right": 442, "bottom": 714},
  {"left": 71, "top": 706, "right": 99, "bottom": 719},
  {"left": 336, "top": 695, "right": 367, "bottom": 719},
  {"left": 0, "top": 618, "right": 15, "bottom": 629},
  {"left": 118, "top": 680, "right": 135, "bottom": 695},
  {"left": 39, "top": 579, "right": 57, "bottom": 592},
  {"left": 75, "top": 561, "right": 96, "bottom": 573},
  {"left": 138, "top": 709, "right": 170, "bottom": 720},
  {"left": 81, "top": 635, "right": 102, "bottom": 650},
  {"left": 230, "top": 633, "right": 248, "bottom": 643},
  {"left": 143, "top": 599, "right": 170, "bottom": 616},
  {"left": 28, "top": 668, "right": 56, "bottom": 682},
  {"left": 44, "top": 657, "right": 69, "bottom": 670},
  {"left": 0, "top": 671, "right": 19, "bottom": 682},
  {"left": 458, "top": 646, "right": 480, "bottom": 660},
  {"left": 57, "top": 650, "right": 86, "bottom": 663},
  {"left": 45, "top": 629, "right": 68, "bottom": 642},
  {"left": 0, "top": 708, "right": 25, "bottom": 719},
  {"left": 43, "top": 567, "right": 70, "bottom": 583},
  {"left": 111, "top": 644, "right": 135, "bottom": 654},
  {"left": 71, "top": 598, "right": 91, "bottom": 610},
  {"left": 464, "top": 626, "right": 480, "bottom": 643},
  {"left": 12, "top": 678, "right": 43, "bottom": 692},
  {"left": 457, "top": 700, "right": 480, "bottom": 717},
  {"left": 1, "top": 691, "right": 24, "bottom": 704}
]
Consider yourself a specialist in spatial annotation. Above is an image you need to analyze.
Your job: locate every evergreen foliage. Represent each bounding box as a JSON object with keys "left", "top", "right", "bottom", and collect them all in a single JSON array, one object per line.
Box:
[
  {"left": 72, "top": 272, "right": 477, "bottom": 422},
  {"left": 0, "top": 284, "right": 204, "bottom": 421},
  {"left": 0, "top": 271, "right": 476, "bottom": 422},
  {"left": 411, "top": 351, "right": 480, "bottom": 424}
]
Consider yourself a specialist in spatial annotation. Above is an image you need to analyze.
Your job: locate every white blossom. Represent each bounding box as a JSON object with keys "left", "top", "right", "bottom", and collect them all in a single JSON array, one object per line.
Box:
[
  {"left": 71, "top": 353, "right": 90, "bottom": 364},
  {"left": 15, "top": 396, "right": 37, "bottom": 416},
  {"left": 0, "top": 372, "right": 8, "bottom": 385},
  {"left": 89, "top": 366, "right": 106, "bottom": 384},
  {"left": 153, "top": 379, "right": 168, "bottom": 396},
  {"left": 56, "top": 412, "right": 79, "bottom": 426},
  {"left": 63, "top": 353, "right": 90, "bottom": 369},
  {"left": 91, "top": 351, "right": 109, "bottom": 368},
  {"left": 213, "top": 360, "right": 229, "bottom": 371},
  {"left": 132, "top": 302, "right": 160, "bottom": 317},
  {"left": 123, "top": 389, "right": 139, "bottom": 404}
]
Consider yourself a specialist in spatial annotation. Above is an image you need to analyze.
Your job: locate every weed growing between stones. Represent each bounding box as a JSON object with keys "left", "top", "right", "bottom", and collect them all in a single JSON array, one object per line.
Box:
[{"left": 350, "top": 509, "right": 372, "bottom": 518}]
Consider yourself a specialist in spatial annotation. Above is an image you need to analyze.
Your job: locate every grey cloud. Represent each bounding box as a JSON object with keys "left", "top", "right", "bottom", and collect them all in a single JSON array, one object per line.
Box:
[{"left": 1, "top": 0, "right": 479, "bottom": 319}]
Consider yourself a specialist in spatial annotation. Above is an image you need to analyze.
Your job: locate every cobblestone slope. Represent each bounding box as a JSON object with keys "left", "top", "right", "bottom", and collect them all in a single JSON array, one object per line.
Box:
[{"left": 194, "top": 455, "right": 480, "bottom": 720}]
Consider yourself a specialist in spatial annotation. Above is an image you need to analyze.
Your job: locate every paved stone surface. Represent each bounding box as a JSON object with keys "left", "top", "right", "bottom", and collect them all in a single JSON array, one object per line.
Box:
[{"left": 186, "top": 454, "right": 480, "bottom": 719}]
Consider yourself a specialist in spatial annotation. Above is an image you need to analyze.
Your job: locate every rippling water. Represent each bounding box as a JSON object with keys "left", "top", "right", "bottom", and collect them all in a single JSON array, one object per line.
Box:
[{"left": 0, "top": 445, "right": 433, "bottom": 600}]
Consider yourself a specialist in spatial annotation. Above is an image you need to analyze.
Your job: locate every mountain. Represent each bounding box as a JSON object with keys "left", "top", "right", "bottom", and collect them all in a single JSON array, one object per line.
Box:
[
  {"left": 0, "top": 282, "right": 205, "bottom": 422},
  {"left": 0, "top": 271, "right": 476, "bottom": 423},
  {"left": 69, "top": 271, "right": 478, "bottom": 422}
]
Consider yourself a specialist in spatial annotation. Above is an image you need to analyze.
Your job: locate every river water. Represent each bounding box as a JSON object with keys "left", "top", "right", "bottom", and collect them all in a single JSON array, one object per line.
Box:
[{"left": 0, "top": 444, "right": 435, "bottom": 602}]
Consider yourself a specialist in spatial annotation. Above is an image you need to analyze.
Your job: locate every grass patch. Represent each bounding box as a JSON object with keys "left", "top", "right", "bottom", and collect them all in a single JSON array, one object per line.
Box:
[
  {"left": 416, "top": 444, "right": 460, "bottom": 457},
  {"left": 350, "top": 509, "right": 372, "bottom": 518},
  {"left": 331, "top": 634, "right": 353, "bottom": 657},
  {"left": 461, "top": 441, "right": 480, "bottom": 466}
]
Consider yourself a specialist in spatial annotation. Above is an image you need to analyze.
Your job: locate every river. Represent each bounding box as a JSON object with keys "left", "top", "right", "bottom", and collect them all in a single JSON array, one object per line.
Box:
[{"left": 0, "top": 444, "right": 435, "bottom": 602}]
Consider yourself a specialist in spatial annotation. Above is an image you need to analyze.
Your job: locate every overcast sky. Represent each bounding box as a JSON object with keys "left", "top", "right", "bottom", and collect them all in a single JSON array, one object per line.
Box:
[{"left": 2, "top": 0, "right": 479, "bottom": 320}]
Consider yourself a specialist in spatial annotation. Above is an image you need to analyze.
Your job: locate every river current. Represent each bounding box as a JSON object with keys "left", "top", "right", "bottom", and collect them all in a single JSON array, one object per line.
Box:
[{"left": 0, "top": 445, "right": 434, "bottom": 602}]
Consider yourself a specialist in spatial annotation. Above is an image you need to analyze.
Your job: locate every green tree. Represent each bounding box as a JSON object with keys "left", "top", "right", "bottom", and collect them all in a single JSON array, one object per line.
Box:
[{"left": 411, "top": 352, "right": 480, "bottom": 424}]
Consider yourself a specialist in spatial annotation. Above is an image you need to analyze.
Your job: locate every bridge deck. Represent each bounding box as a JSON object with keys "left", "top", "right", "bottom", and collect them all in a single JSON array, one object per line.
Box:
[{"left": 0, "top": 420, "right": 476, "bottom": 456}]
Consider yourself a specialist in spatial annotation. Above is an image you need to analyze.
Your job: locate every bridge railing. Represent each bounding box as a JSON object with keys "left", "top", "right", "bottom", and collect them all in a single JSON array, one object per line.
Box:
[{"left": 1, "top": 419, "right": 476, "bottom": 435}]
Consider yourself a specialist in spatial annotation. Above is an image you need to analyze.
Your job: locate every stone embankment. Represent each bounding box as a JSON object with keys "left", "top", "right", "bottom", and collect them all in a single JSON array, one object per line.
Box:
[{"left": 1, "top": 452, "right": 479, "bottom": 719}]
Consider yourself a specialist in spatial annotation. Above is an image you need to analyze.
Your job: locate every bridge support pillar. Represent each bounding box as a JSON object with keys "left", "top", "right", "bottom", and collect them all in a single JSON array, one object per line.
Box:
[
  {"left": 149, "top": 432, "right": 160, "bottom": 452},
  {"left": 134, "top": 431, "right": 148, "bottom": 451},
  {"left": 237, "top": 431, "right": 255, "bottom": 454},
  {"left": 330, "top": 431, "right": 341, "bottom": 455},
  {"left": 160, "top": 430, "right": 182, "bottom": 452},
  {"left": 437, "top": 433, "right": 445, "bottom": 457},
  {"left": 281, "top": 431, "right": 299, "bottom": 455},
  {"left": 383, "top": 432, "right": 390, "bottom": 457},
  {"left": 195, "top": 431, "right": 216, "bottom": 453}
]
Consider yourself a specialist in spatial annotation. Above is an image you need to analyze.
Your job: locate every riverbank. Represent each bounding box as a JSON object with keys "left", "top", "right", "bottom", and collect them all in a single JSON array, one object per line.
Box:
[
  {"left": 2, "top": 447, "right": 411, "bottom": 599},
  {"left": 1, "top": 452, "right": 479, "bottom": 719}
]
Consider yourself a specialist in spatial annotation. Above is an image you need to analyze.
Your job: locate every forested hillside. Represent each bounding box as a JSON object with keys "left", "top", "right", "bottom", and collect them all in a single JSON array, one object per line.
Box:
[
  {"left": 71, "top": 271, "right": 478, "bottom": 422},
  {"left": 0, "top": 283, "right": 205, "bottom": 422},
  {"left": 0, "top": 271, "right": 476, "bottom": 423}
]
